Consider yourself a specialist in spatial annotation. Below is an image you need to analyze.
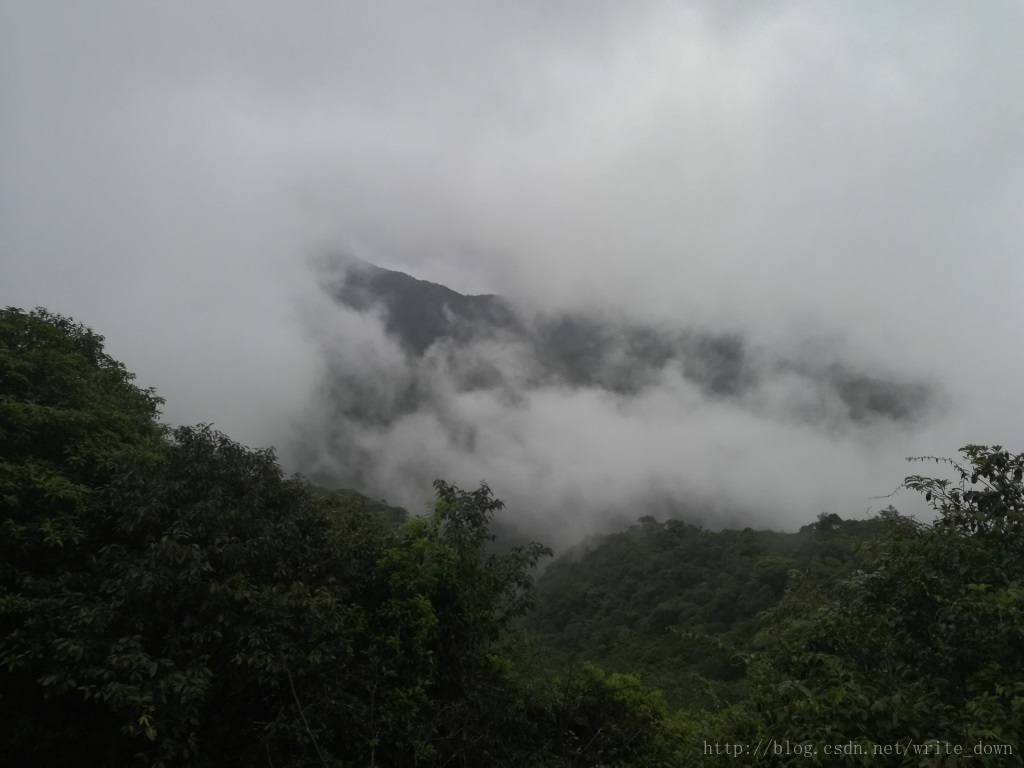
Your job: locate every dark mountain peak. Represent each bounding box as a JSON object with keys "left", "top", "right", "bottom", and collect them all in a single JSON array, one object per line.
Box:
[
  {"left": 320, "top": 253, "right": 519, "bottom": 355},
  {"left": 324, "top": 251, "right": 500, "bottom": 300}
]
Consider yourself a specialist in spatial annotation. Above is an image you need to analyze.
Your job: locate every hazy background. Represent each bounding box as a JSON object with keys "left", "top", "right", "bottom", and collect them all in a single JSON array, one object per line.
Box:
[{"left": 5, "top": 1, "right": 1023, "bottom": 544}]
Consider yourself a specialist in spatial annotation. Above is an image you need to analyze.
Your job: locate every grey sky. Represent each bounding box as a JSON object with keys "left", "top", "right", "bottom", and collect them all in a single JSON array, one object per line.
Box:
[{"left": 4, "top": 1, "right": 1024, "bottom": 541}]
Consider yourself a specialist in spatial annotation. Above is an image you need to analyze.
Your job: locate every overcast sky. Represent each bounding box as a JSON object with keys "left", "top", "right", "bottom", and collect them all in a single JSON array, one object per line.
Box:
[{"left": 5, "top": 1, "right": 1024, "bottom": 541}]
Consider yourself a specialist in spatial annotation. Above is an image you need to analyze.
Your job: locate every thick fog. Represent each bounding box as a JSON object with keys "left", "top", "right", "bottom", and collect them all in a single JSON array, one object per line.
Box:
[{"left": 5, "top": 1, "right": 1023, "bottom": 545}]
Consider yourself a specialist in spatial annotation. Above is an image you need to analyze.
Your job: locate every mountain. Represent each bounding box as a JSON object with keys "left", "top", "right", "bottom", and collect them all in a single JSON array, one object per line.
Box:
[
  {"left": 316, "top": 253, "right": 934, "bottom": 426},
  {"left": 330, "top": 254, "right": 521, "bottom": 356}
]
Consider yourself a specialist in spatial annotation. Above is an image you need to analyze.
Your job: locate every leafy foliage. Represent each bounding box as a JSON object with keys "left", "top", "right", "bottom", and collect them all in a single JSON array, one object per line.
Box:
[
  {"left": 1, "top": 307, "right": 691, "bottom": 767},
  {"left": 707, "top": 446, "right": 1024, "bottom": 766},
  {"left": 5, "top": 306, "right": 1022, "bottom": 766},
  {"left": 528, "top": 513, "right": 881, "bottom": 710}
]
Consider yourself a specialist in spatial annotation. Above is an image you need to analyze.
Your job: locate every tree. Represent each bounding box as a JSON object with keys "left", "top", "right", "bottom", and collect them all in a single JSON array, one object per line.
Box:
[
  {"left": 2, "top": 307, "right": 575, "bottom": 766},
  {"left": 0, "top": 308, "right": 390, "bottom": 765},
  {"left": 718, "top": 446, "right": 1024, "bottom": 766},
  {"left": 1, "top": 307, "right": 170, "bottom": 763},
  {"left": 351, "top": 480, "right": 552, "bottom": 765}
]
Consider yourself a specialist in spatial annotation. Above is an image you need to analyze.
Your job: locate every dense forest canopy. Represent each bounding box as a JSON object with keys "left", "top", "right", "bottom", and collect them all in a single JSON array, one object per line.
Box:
[
  {"left": 528, "top": 513, "right": 886, "bottom": 711},
  {"left": 2, "top": 306, "right": 1023, "bottom": 766}
]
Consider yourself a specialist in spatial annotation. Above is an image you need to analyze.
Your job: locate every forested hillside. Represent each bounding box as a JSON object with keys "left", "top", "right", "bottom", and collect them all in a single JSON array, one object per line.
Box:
[
  {"left": 3, "top": 306, "right": 1023, "bottom": 766},
  {"left": 527, "top": 514, "right": 884, "bottom": 711}
]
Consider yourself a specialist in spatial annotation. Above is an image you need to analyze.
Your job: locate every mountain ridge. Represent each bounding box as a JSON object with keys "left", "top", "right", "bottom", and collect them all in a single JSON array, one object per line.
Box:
[{"left": 314, "top": 253, "right": 935, "bottom": 426}]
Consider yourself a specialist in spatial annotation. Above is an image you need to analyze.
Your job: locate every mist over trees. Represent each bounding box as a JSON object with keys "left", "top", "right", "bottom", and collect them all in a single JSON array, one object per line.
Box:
[
  {"left": 4, "top": 306, "right": 1022, "bottom": 766},
  {"left": 291, "top": 257, "right": 940, "bottom": 548},
  {"left": 0, "top": 307, "right": 677, "bottom": 766},
  {"left": 6, "top": 1, "right": 1024, "bottom": 763}
]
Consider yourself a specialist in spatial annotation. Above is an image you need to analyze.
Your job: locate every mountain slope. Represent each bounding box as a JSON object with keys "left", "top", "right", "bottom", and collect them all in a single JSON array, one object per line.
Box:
[
  {"left": 331, "top": 255, "right": 521, "bottom": 355},
  {"left": 317, "top": 253, "right": 934, "bottom": 425},
  {"left": 526, "top": 512, "right": 885, "bottom": 710}
]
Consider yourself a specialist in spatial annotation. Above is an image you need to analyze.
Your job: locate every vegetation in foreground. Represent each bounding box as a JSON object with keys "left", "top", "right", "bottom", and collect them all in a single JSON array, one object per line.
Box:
[{"left": 2, "top": 306, "right": 1022, "bottom": 766}]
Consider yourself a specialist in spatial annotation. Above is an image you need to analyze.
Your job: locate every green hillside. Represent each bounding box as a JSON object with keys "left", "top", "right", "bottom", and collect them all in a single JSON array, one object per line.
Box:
[
  {"left": 3, "top": 306, "right": 1022, "bottom": 767},
  {"left": 527, "top": 514, "right": 884, "bottom": 710}
]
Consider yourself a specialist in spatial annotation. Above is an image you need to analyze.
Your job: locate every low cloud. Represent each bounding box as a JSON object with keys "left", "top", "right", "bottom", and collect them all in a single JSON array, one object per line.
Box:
[
  {"left": 5, "top": 1, "right": 1022, "bottom": 547},
  {"left": 288, "top": 258, "right": 944, "bottom": 547}
]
